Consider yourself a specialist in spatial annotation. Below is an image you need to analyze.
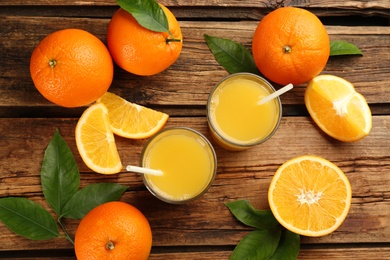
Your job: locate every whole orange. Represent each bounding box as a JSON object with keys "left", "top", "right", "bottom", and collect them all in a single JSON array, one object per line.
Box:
[
  {"left": 252, "top": 7, "right": 330, "bottom": 86},
  {"left": 74, "top": 201, "right": 152, "bottom": 260},
  {"left": 30, "top": 28, "right": 113, "bottom": 108},
  {"left": 107, "top": 5, "right": 182, "bottom": 76}
]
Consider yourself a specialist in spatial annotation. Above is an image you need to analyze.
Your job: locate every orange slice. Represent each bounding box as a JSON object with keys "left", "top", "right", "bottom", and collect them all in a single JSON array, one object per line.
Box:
[
  {"left": 75, "top": 103, "right": 122, "bottom": 174},
  {"left": 97, "top": 92, "right": 169, "bottom": 139},
  {"left": 268, "top": 155, "right": 352, "bottom": 237},
  {"left": 304, "top": 75, "right": 372, "bottom": 142}
]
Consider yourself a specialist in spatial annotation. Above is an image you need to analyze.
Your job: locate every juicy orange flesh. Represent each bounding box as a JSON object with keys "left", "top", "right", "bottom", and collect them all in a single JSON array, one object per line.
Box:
[
  {"left": 104, "top": 98, "right": 163, "bottom": 132},
  {"left": 307, "top": 89, "right": 364, "bottom": 139},
  {"left": 78, "top": 105, "right": 120, "bottom": 169},
  {"left": 98, "top": 92, "right": 168, "bottom": 138},
  {"left": 305, "top": 76, "right": 371, "bottom": 141},
  {"left": 271, "top": 160, "right": 348, "bottom": 232}
]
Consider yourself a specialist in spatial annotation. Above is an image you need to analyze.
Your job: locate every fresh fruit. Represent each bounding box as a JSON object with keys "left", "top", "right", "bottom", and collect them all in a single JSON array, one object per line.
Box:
[
  {"left": 97, "top": 92, "right": 169, "bottom": 139},
  {"left": 305, "top": 75, "right": 372, "bottom": 142},
  {"left": 30, "top": 28, "right": 113, "bottom": 107},
  {"left": 107, "top": 4, "right": 182, "bottom": 76},
  {"left": 75, "top": 103, "right": 122, "bottom": 174},
  {"left": 252, "top": 7, "right": 330, "bottom": 85},
  {"left": 74, "top": 201, "right": 152, "bottom": 260},
  {"left": 268, "top": 155, "right": 352, "bottom": 237}
]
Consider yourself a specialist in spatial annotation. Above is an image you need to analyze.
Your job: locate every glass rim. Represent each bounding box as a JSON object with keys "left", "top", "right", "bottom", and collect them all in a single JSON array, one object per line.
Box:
[
  {"left": 206, "top": 72, "right": 282, "bottom": 149},
  {"left": 140, "top": 126, "right": 217, "bottom": 204}
]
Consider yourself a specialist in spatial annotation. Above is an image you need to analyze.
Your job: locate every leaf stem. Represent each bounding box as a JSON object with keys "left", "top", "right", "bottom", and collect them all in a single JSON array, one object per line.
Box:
[
  {"left": 57, "top": 217, "right": 74, "bottom": 245},
  {"left": 167, "top": 38, "right": 182, "bottom": 43},
  {"left": 166, "top": 30, "right": 182, "bottom": 44}
]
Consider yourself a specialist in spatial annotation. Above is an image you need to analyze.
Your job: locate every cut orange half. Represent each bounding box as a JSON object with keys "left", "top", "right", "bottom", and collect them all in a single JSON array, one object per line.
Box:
[
  {"left": 97, "top": 92, "right": 169, "bottom": 139},
  {"left": 75, "top": 103, "right": 122, "bottom": 174},
  {"left": 305, "top": 75, "right": 372, "bottom": 142},
  {"left": 268, "top": 155, "right": 352, "bottom": 237}
]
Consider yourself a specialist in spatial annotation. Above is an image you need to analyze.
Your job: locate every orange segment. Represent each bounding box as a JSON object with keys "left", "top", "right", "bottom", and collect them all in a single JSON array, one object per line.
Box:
[
  {"left": 268, "top": 155, "right": 352, "bottom": 237},
  {"left": 305, "top": 75, "right": 372, "bottom": 142},
  {"left": 75, "top": 103, "right": 122, "bottom": 174},
  {"left": 97, "top": 92, "right": 169, "bottom": 139}
]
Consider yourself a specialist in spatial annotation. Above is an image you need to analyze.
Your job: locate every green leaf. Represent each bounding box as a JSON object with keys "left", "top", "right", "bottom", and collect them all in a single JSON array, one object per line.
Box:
[
  {"left": 0, "top": 197, "right": 59, "bottom": 240},
  {"left": 41, "top": 129, "right": 80, "bottom": 216},
  {"left": 116, "top": 0, "right": 169, "bottom": 32},
  {"left": 231, "top": 228, "right": 281, "bottom": 260},
  {"left": 60, "top": 183, "right": 128, "bottom": 220},
  {"left": 270, "top": 230, "right": 300, "bottom": 259},
  {"left": 330, "top": 40, "right": 363, "bottom": 56},
  {"left": 204, "top": 34, "right": 260, "bottom": 74},
  {"left": 225, "top": 200, "right": 280, "bottom": 229}
]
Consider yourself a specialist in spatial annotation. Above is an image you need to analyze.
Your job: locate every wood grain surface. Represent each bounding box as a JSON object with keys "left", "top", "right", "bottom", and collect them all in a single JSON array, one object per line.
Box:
[{"left": 0, "top": 0, "right": 389, "bottom": 259}]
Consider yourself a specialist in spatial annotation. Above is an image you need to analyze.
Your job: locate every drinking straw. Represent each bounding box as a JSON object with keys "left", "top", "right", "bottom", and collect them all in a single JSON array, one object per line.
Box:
[
  {"left": 257, "top": 83, "right": 293, "bottom": 105},
  {"left": 126, "top": 165, "right": 163, "bottom": 176}
]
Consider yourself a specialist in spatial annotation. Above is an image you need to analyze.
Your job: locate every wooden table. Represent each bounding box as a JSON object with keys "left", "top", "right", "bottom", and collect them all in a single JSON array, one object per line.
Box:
[{"left": 1, "top": 0, "right": 390, "bottom": 259}]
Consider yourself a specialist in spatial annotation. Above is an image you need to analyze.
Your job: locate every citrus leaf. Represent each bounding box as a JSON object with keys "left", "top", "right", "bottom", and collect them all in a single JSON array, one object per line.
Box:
[
  {"left": 231, "top": 228, "right": 281, "bottom": 260},
  {"left": 0, "top": 197, "right": 59, "bottom": 240},
  {"left": 270, "top": 230, "right": 300, "bottom": 260},
  {"left": 204, "top": 34, "right": 260, "bottom": 74},
  {"left": 330, "top": 40, "right": 363, "bottom": 56},
  {"left": 41, "top": 129, "right": 80, "bottom": 216},
  {"left": 225, "top": 200, "right": 280, "bottom": 229},
  {"left": 60, "top": 183, "right": 128, "bottom": 220},
  {"left": 116, "top": 0, "right": 169, "bottom": 32}
]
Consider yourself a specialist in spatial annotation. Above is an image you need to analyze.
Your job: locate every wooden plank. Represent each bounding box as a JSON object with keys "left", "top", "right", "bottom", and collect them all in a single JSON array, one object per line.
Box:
[
  {"left": 1, "top": 17, "right": 389, "bottom": 114},
  {"left": 1, "top": 0, "right": 389, "bottom": 9},
  {"left": 150, "top": 247, "right": 390, "bottom": 259},
  {"left": 2, "top": 247, "right": 390, "bottom": 260},
  {"left": 0, "top": 116, "right": 389, "bottom": 250},
  {"left": 1, "top": 6, "right": 389, "bottom": 20},
  {"left": 2, "top": 247, "right": 390, "bottom": 259}
]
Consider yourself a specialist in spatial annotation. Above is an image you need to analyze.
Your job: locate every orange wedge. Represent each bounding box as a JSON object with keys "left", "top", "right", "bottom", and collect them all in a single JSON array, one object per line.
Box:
[
  {"left": 268, "top": 155, "right": 352, "bottom": 237},
  {"left": 97, "top": 92, "right": 169, "bottom": 139},
  {"left": 304, "top": 75, "right": 372, "bottom": 142},
  {"left": 75, "top": 103, "right": 122, "bottom": 174}
]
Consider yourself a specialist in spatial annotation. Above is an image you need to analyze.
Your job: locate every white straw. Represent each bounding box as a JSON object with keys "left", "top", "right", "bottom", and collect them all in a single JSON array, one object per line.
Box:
[
  {"left": 257, "top": 83, "right": 293, "bottom": 105},
  {"left": 126, "top": 165, "right": 163, "bottom": 176}
]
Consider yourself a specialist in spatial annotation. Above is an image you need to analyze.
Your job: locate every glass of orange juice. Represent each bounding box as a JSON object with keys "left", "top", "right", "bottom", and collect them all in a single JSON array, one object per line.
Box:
[
  {"left": 207, "top": 73, "right": 282, "bottom": 151},
  {"left": 140, "top": 127, "right": 217, "bottom": 204}
]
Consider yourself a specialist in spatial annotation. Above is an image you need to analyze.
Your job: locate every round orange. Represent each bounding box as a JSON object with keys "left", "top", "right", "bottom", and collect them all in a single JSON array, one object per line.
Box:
[
  {"left": 252, "top": 7, "right": 330, "bottom": 86},
  {"left": 74, "top": 201, "right": 152, "bottom": 260},
  {"left": 107, "top": 5, "right": 182, "bottom": 76},
  {"left": 30, "top": 29, "right": 113, "bottom": 108}
]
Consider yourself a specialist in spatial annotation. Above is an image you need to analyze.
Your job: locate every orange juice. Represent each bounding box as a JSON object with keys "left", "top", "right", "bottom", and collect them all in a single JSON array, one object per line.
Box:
[
  {"left": 141, "top": 127, "right": 217, "bottom": 204},
  {"left": 207, "top": 73, "right": 281, "bottom": 150}
]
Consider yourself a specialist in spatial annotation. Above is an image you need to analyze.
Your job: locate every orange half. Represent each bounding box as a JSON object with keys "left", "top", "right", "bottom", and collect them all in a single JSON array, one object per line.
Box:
[{"left": 268, "top": 155, "right": 352, "bottom": 237}]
